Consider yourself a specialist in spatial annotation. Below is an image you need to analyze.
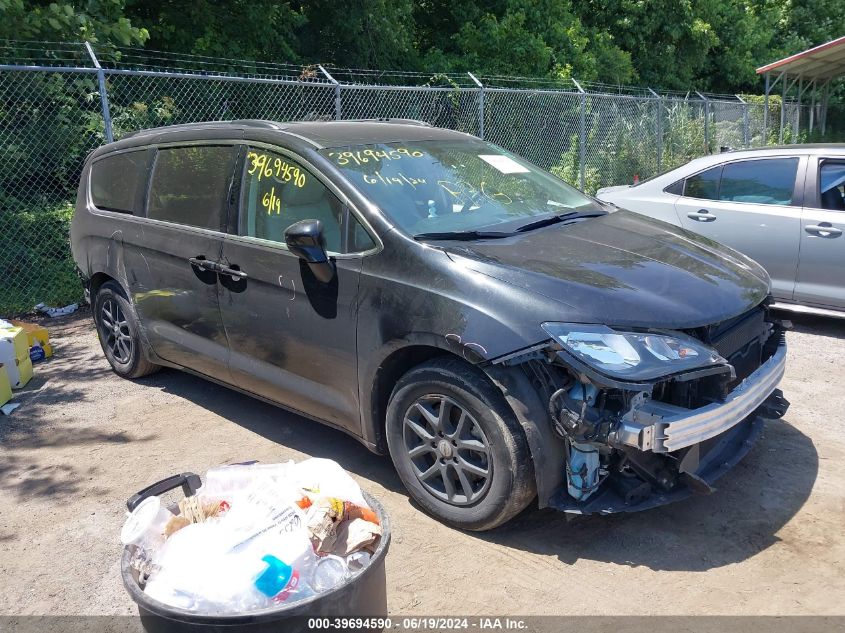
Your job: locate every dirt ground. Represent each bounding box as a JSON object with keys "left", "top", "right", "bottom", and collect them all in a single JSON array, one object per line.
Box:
[{"left": 1, "top": 308, "right": 844, "bottom": 616}]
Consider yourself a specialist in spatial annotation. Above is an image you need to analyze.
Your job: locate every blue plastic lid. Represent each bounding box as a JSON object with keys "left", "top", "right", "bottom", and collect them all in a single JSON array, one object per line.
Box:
[{"left": 254, "top": 555, "right": 293, "bottom": 598}]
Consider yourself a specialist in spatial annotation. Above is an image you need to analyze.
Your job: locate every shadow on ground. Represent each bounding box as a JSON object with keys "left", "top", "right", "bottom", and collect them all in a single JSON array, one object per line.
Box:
[
  {"left": 139, "top": 368, "right": 405, "bottom": 495},
  {"left": 481, "top": 417, "right": 817, "bottom": 572},
  {"left": 142, "top": 364, "right": 817, "bottom": 573},
  {"left": 774, "top": 310, "right": 845, "bottom": 339}
]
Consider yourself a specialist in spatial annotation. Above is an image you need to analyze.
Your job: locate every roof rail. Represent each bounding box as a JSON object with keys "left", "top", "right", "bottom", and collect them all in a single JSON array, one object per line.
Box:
[
  {"left": 335, "top": 118, "right": 432, "bottom": 126},
  {"left": 122, "top": 119, "right": 282, "bottom": 139}
]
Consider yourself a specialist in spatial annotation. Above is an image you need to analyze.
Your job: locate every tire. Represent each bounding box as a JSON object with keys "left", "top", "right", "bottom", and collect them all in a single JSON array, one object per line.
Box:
[
  {"left": 386, "top": 357, "right": 536, "bottom": 531},
  {"left": 93, "top": 281, "right": 159, "bottom": 379}
]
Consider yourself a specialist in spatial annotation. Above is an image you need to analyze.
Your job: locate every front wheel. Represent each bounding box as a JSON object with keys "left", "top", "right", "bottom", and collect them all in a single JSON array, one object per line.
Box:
[
  {"left": 386, "top": 357, "right": 535, "bottom": 531},
  {"left": 93, "top": 281, "right": 159, "bottom": 379}
]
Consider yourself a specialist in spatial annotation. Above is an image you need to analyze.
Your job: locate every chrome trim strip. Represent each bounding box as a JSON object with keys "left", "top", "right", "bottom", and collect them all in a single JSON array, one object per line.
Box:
[{"left": 651, "top": 342, "right": 787, "bottom": 452}]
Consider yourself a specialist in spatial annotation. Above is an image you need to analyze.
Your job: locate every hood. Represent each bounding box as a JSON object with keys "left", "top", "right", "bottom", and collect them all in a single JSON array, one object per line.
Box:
[{"left": 442, "top": 210, "right": 770, "bottom": 329}]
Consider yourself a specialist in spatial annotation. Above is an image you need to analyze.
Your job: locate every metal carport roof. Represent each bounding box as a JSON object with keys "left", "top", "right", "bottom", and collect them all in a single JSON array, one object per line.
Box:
[
  {"left": 756, "top": 36, "right": 845, "bottom": 141},
  {"left": 757, "top": 36, "right": 845, "bottom": 81}
]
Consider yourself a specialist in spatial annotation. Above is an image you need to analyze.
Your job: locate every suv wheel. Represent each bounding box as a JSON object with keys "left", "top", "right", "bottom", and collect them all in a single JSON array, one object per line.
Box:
[
  {"left": 386, "top": 357, "right": 535, "bottom": 530},
  {"left": 94, "top": 281, "right": 159, "bottom": 379}
]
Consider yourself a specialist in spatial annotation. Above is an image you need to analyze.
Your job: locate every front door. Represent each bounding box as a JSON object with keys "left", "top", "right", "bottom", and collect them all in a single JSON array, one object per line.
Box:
[
  {"left": 218, "top": 146, "right": 375, "bottom": 432},
  {"left": 127, "top": 144, "right": 240, "bottom": 381},
  {"left": 674, "top": 156, "right": 803, "bottom": 302},
  {"left": 794, "top": 157, "right": 845, "bottom": 309}
]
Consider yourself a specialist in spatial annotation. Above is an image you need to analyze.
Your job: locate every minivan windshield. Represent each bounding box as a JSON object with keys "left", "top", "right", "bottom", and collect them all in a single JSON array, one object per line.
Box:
[{"left": 319, "top": 139, "right": 601, "bottom": 237}]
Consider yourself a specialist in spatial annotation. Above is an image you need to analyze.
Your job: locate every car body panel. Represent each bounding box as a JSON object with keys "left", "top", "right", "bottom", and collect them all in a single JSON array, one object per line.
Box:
[
  {"left": 598, "top": 145, "right": 845, "bottom": 315},
  {"left": 437, "top": 210, "right": 770, "bottom": 330}
]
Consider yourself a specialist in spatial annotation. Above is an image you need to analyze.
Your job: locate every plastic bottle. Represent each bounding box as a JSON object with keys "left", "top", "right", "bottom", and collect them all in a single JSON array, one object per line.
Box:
[
  {"left": 120, "top": 496, "right": 174, "bottom": 554},
  {"left": 312, "top": 555, "right": 348, "bottom": 593}
]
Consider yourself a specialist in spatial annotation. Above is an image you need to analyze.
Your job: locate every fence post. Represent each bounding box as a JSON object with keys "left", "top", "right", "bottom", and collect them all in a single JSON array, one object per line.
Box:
[
  {"left": 84, "top": 42, "right": 113, "bottom": 143},
  {"left": 736, "top": 94, "right": 749, "bottom": 147},
  {"left": 763, "top": 73, "right": 770, "bottom": 143},
  {"left": 780, "top": 71, "right": 787, "bottom": 144},
  {"left": 695, "top": 91, "right": 709, "bottom": 154},
  {"left": 572, "top": 79, "right": 586, "bottom": 190},
  {"left": 318, "top": 65, "right": 341, "bottom": 120},
  {"left": 648, "top": 88, "right": 663, "bottom": 172},
  {"left": 467, "top": 72, "right": 484, "bottom": 139}
]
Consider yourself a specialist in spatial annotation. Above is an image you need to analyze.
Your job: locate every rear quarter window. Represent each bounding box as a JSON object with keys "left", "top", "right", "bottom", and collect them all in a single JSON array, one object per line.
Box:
[{"left": 90, "top": 150, "right": 150, "bottom": 214}]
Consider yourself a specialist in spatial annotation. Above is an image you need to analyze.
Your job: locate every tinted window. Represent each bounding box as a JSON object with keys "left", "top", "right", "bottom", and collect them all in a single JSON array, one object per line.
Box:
[
  {"left": 684, "top": 166, "right": 722, "bottom": 200},
  {"left": 90, "top": 150, "right": 149, "bottom": 214},
  {"left": 819, "top": 162, "right": 845, "bottom": 211},
  {"left": 719, "top": 158, "right": 797, "bottom": 205},
  {"left": 240, "top": 148, "right": 346, "bottom": 252},
  {"left": 147, "top": 146, "right": 238, "bottom": 231},
  {"left": 664, "top": 179, "right": 683, "bottom": 195}
]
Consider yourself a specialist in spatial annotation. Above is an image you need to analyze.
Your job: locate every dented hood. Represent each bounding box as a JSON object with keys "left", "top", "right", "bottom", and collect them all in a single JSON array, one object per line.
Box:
[{"left": 443, "top": 210, "right": 770, "bottom": 329}]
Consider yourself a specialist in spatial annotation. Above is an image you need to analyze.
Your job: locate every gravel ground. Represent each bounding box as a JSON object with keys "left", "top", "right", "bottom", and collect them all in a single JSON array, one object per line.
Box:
[{"left": 1, "top": 308, "right": 844, "bottom": 616}]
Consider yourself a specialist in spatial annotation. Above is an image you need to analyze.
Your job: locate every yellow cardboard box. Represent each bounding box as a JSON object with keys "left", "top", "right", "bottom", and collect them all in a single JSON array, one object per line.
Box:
[
  {"left": 0, "top": 327, "right": 32, "bottom": 389},
  {"left": 10, "top": 320, "right": 52, "bottom": 357},
  {"left": 0, "top": 326, "right": 29, "bottom": 360},
  {"left": 13, "top": 356, "right": 33, "bottom": 390},
  {"left": 0, "top": 363, "right": 12, "bottom": 406}
]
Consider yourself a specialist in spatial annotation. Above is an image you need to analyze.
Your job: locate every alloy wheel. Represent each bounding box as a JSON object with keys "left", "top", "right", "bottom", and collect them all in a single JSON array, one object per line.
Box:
[
  {"left": 100, "top": 298, "right": 133, "bottom": 364},
  {"left": 402, "top": 394, "right": 492, "bottom": 506}
]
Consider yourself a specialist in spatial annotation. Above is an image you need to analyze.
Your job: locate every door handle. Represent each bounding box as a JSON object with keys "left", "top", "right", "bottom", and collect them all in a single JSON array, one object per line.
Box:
[
  {"left": 188, "top": 256, "right": 215, "bottom": 270},
  {"left": 687, "top": 209, "right": 717, "bottom": 222},
  {"left": 805, "top": 223, "right": 842, "bottom": 238},
  {"left": 217, "top": 264, "right": 248, "bottom": 279},
  {"left": 189, "top": 257, "right": 248, "bottom": 279}
]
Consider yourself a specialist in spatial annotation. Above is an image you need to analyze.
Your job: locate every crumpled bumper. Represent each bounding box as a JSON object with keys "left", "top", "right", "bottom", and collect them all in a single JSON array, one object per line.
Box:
[
  {"left": 614, "top": 339, "right": 787, "bottom": 453},
  {"left": 550, "top": 413, "right": 765, "bottom": 515}
]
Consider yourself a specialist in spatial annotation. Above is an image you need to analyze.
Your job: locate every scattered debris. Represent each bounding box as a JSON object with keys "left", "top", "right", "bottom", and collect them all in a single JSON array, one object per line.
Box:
[{"left": 34, "top": 302, "right": 78, "bottom": 318}]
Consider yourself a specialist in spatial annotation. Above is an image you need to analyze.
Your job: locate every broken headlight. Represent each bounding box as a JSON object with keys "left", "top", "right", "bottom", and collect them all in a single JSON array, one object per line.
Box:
[{"left": 542, "top": 323, "right": 725, "bottom": 381}]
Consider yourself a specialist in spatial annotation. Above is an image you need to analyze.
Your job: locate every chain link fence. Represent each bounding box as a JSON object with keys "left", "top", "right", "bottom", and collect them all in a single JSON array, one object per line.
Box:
[{"left": 0, "top": 41, "right": 836, "bottom": 313}]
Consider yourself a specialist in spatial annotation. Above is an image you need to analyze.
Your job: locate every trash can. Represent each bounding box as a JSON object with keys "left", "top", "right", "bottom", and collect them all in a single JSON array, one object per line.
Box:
[{"left": 121, "top": 473, "right": 391, "bottom": 633}]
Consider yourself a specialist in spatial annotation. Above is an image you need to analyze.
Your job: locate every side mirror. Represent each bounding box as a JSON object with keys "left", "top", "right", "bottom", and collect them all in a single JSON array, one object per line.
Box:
[{"left": 284, "top": 219, "right": 335, "bottom": 283}]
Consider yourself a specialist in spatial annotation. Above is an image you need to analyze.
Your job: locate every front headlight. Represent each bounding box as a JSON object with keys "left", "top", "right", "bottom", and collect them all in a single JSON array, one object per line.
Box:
[{"left": 542, "top": 323, "right": 725, "bottom": 381}]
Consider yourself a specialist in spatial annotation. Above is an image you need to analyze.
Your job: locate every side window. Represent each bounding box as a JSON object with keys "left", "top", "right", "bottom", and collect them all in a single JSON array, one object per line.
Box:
[
  {"left": 240, "top": 148, "right": 345, "bottom": 252},
  {"left": 90, "top": 150, "right": 150, "bottom": 214},
  {"left": 663, "top": 179, "right": 684, "bottom": 195},
  {"left": 719, "top": 158, "right": 798, "bottom": 206},
  {"left": 819, "top": 161, "right": 845, "bottom": 211},
  {"left": 349, "top": 215, "right": 377, "bottom": 252},
  {"left": 147, "top": 146, "right": 239, "bottom": 231},
  {"left": 683, "top": 166, "right": 722, "bottom": 200}
]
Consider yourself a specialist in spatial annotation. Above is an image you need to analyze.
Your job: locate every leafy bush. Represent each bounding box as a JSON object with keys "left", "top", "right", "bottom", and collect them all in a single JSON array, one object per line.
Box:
[{"left": 0, "top": 203, "right": 81, "bottom": 315}]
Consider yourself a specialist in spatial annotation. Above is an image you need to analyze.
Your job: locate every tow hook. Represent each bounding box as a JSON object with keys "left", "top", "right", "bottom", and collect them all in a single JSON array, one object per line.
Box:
[{"left": 756, "top": 389, "right": 790, "bottom": 419}]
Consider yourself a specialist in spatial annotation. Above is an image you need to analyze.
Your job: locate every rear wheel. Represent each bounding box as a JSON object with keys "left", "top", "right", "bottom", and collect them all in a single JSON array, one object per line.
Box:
[
  {"left": 386, "top": 357, "right": 535, "bottom": 530},
  {"left": 94, "top": 281, "right": 159, "bottom": 379}
]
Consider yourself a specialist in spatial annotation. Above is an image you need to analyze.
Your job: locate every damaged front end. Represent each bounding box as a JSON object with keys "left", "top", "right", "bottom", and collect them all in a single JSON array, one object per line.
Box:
[{"left": 495, "top": 304, "right": 789, "bottom": 515}]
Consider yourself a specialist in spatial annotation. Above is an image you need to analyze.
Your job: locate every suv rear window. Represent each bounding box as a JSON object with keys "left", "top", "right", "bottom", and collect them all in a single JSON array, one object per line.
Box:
[
  {"left": 147, "top": 146, "right": 239, "bottom": 231},
  {"left": 90, "top": 150, "right": 150, "bottom": 214}
]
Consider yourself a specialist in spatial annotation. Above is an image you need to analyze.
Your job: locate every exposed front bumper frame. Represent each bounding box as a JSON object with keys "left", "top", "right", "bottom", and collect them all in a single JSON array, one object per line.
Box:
[{"left": 616, "top": 340, "right": 787, "bottom": 453}]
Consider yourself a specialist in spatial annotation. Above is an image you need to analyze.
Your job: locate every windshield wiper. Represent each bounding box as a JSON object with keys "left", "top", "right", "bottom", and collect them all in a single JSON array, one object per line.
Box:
[
  {"left": 514, "top": 210, "right": 606, "bottom": 233},
  {"left": 413, "top": 230, "right": 513, "bottom": 241}
]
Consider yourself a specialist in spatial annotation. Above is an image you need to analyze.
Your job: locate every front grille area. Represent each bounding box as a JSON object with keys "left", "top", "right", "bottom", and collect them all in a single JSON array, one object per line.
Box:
[
  {"left": 651, "top": 305, "right": 774, "bottom": 410},
  {"left": 688, "top": 306, "right": 770, "bottom": 385}
]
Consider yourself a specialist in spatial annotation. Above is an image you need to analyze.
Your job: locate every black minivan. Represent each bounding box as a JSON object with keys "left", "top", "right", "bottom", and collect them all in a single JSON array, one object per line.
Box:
[{"left": 72, "top": 119, "right": 789, "bottom": 529}]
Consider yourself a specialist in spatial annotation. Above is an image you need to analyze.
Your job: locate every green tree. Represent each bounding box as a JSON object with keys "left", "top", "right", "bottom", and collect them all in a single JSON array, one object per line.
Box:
[
  {"left": 124, "top": 0, "right": 304, "bottom": 62},
  {"left": 415, "top": 0, "right": 634, "bottom": 82},
  {"left": 0, "top": 0, "right": 148, "bottom": 45}
]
